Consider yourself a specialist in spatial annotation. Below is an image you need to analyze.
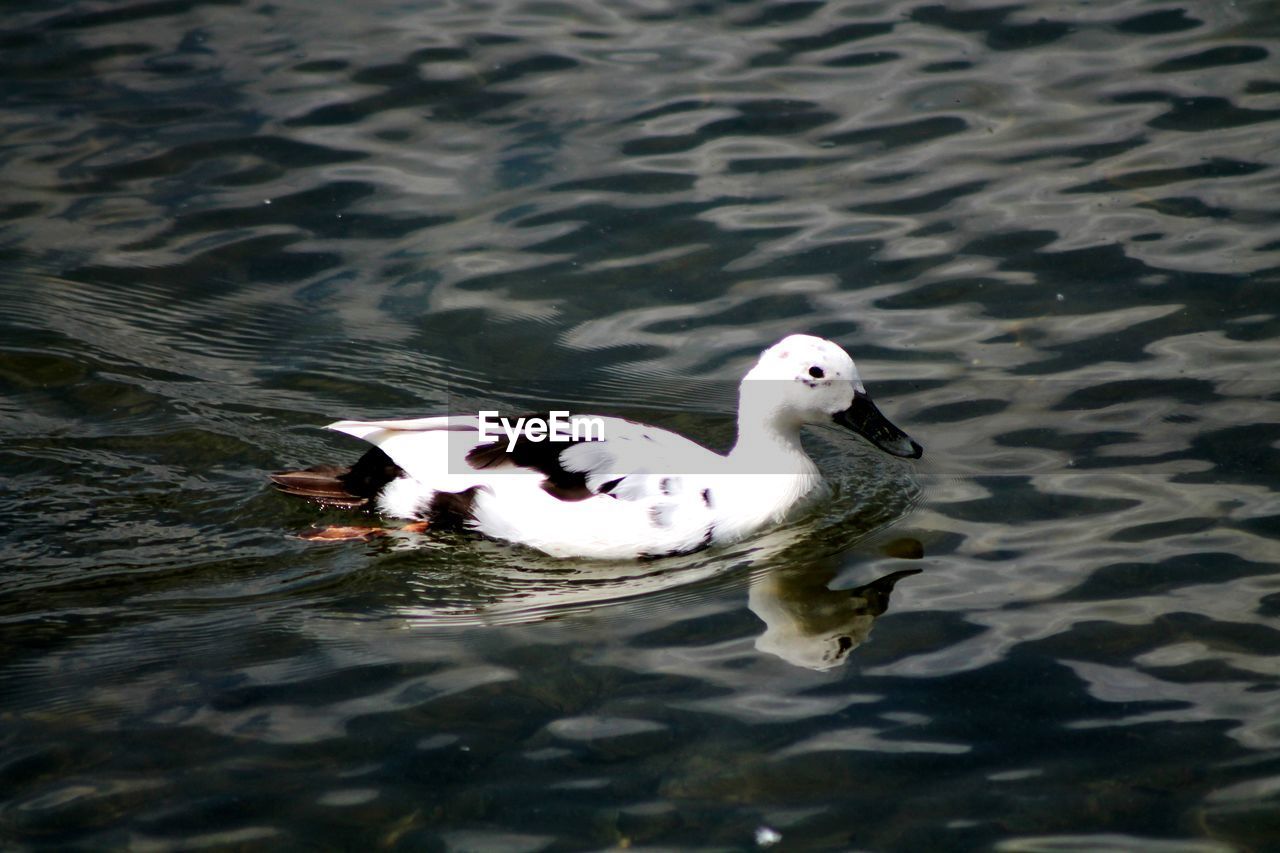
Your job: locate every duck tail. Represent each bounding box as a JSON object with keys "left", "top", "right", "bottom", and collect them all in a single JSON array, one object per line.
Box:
[
  {"left": 269, "top": 446, "right": 404, "bottom": 509},
  {"left": 269, "top": 466, "right": 370, "bottom": 508}
]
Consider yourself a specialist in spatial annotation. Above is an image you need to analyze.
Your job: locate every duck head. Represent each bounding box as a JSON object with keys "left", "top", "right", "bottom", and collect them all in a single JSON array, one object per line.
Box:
[{"left": 741, "top": 334, "right": 922, "bottom": 459}]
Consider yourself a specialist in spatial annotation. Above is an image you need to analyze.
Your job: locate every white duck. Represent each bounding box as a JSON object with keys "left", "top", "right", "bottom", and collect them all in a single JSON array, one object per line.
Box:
[{"left": 271, "top": 334, "right": 922, "bottom": 559}]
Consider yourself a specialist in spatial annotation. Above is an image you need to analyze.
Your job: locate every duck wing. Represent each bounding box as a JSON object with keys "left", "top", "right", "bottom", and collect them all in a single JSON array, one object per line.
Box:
[
  {"left": 465, "top": 414, "right": 723, "bottom": 505},
  {"left": 460, "top": 415, "right": 722, "bottom": 558}
]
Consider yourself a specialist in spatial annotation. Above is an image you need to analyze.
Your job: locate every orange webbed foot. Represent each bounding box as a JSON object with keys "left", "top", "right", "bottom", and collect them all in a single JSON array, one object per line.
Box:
[
  {"left": 298, "top": 521, "right": 430, "bottom": 541},
  {"left": 300, "top": 525, "right": 388, "bottom": 541}
]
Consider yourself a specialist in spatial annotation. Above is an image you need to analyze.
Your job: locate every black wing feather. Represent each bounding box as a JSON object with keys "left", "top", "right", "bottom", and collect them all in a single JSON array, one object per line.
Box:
[{"left": 464, "top": 412, "right": 604, "bottom": 502}]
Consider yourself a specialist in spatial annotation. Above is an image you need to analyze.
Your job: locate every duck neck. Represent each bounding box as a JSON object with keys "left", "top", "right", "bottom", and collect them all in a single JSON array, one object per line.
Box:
[{"left": 728, "top": 405, "right": 818, "bottom": 478}]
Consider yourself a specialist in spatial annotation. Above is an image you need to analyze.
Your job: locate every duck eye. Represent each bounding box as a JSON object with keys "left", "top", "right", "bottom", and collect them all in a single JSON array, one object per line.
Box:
[{"left": 808, "top": 366, "right": 825, "bottom": 379}]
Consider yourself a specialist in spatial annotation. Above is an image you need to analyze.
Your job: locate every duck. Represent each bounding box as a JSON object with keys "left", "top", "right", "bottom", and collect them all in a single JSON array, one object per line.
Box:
[{"left": 270, "top": 334, "right": 922, "bottom": 559}]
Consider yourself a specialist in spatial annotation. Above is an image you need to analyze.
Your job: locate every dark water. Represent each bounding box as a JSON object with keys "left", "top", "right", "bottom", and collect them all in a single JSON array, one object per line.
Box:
[{"left": 3, "top": 0, "right": 1279, "bottom": 849}]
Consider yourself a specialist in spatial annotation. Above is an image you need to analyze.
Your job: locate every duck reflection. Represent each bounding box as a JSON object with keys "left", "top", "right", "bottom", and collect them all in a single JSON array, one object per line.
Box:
[
  {"left": 750, "top": 558, "right": 922, "bottom": 671},
  {"left": 391, "top": 530, "right": 923, "bottom": 671}
]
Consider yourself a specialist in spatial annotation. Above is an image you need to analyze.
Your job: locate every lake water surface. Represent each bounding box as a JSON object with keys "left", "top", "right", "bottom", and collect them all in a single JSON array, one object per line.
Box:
[{"left": 2, "top": 0, "right": 1279, "bottom": 849}]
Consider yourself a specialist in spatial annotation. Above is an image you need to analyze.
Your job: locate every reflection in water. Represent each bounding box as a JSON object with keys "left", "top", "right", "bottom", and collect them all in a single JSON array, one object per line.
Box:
[
  {"left": 391, "top": 522, "right": 922, "bottom": 673},
  {"left": 751, "top": 563, "right": 922, "bottom": 671}
]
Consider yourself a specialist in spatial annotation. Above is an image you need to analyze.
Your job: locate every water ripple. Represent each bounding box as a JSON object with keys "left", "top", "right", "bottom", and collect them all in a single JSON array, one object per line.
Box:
[{"left": 1, "top": 0, "right": 1278, "bottom": 848}]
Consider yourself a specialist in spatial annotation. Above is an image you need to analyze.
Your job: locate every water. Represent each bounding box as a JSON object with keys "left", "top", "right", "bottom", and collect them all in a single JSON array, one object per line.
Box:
[{"left": 2, "top": 0, "right": 1279, "bottom": 848}]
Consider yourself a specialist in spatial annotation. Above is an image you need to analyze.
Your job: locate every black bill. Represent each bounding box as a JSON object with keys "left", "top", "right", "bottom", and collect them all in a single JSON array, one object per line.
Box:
[{"left": 833, "top": 391, "right": 923, "bottom": 459}]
